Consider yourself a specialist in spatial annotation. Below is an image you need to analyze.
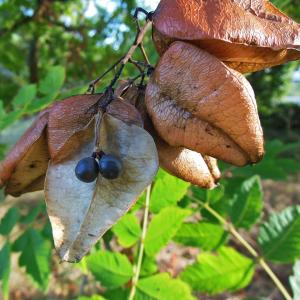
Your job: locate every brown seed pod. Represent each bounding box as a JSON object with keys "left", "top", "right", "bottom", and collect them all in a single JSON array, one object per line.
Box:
[
  {"left": 121, "top": 83, "right": 222, "bottom": 188},
  {"left": 146, "top": 41, "right": 264, "bottom": 167},
  {"left": 0, "top": 109, "right": 50, "bottom": 196},
  {"left": 152, "top": 0, "right": 300, "bottom": 73},
  {"left": 45, "top": 104, "right": 158, "bottom": 262},
  {"left": 156, "top": 136, "right": 220, "bottom": 189}
]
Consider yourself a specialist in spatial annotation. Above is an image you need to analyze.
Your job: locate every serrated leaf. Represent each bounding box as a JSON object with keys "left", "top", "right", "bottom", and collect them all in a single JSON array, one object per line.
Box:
[
  {"left": 136, "top": 273, "right": 195, "bottom": 300},
  {"left": 229, "top": 176, "right": 263, "bottom": 229},
  {"left": 112, "top": 214, "right": 141, "bottom": 248},
  {"left": 174, "top": 222, "right": 225, "bottom": 250},
  {"left": 86, "top": 251, "right": 133, "bottom": 289},
  {"left": 12, "top": 228, "right": 51, "bottom": 290},
  {"left": 145, "top": 207, "right": 190, "bottom": 256},
  {"left": 39, "top": 66, "right": 65, "bottom": 96},
  {"left": 0, "top": 207, "right": 20, "bottom": 235},
  {"left": 150, "top": 169, "right": 190, "bottom": 213},
  {"left": 290, "top": 260, "right": 300, "bottom": 300},
  {"left": 0, "top": 243, "right": 10, "bottom": 300},
  {"left": 180, "top": 247, "right": 254, "bottom": 295},
  {"left": 13, "top": 84, "right": 37, "bottom": 109},
  {"left": 259, "top": 206, "right": 300, "bottom": 263}
]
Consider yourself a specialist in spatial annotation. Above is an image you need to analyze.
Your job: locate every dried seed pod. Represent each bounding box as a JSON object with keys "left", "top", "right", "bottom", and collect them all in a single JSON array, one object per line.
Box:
[
  {"left": 45, "top": 106, "right": 158, "bottom": 262},
  {"left": 0, "top": 109, "right": 50, "bottom": 196},
  {"left": 122, "top": 83, "right": 222, "bottom": 188},
  {"left": 0, "top": 94, "right": 102, "bottom": 196},
  {"left": 152, "top": 0, "right": 300, "bottom": 73},
  {"left": 146, "top": 41, "right": 264, "bottom": 166},
  {"left": 156, "top": 136, "right": 220, "bottom": 189}
]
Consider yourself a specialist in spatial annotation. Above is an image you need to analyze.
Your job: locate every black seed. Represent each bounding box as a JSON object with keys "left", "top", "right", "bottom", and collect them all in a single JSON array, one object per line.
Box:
[
  {"left": 75, "top": 157, "right": 99, "bottom": 183},
  {"left": 98, "top": 154, "right": 122, "bottom": 180}
]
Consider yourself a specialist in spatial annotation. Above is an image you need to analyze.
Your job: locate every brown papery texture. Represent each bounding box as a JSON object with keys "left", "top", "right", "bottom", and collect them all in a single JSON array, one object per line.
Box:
[
  {"left": 146, "top": 41, "right": 264, "bottom": 166},
  {"left": 122, "top": 83, "right": 222, "bottom": 188},
  {"left": 0, "top": 109, "right": 50, "bottom": 196},
  {"left": 152, "top": 0, "right": 300, "bottom": 73},
  {"left": 156, "top": 136, "right": 220, "bottom": 189}
]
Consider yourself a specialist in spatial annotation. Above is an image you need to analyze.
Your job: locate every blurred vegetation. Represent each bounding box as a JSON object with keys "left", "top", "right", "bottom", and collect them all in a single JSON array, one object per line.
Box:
[{"left": 0, "top": 1, "right": 300, "bottom": 300}]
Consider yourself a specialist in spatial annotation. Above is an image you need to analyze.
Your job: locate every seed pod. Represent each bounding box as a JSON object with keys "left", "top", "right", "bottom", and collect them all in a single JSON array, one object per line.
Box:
[
  {"left": 45, "top": 102, "right": 158, "bottom": 262},
  {"left": 0, "top": 109, "right": 50, "bottom": 196},
  {"left": 156, "top": 136, "right": 220, "bottom": 189},
  {"left": 152, "top": 0, "right": 300, "bottom": 73},
  {"left": 122, "top": 83, "right": 221, "bottom": 188},
  {"left": 146, "top": 41, "right": 264, "bottom": 166}
]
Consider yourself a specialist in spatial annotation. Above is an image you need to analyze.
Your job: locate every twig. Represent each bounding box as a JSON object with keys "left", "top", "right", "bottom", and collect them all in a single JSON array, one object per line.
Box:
[
  {"left": 108, "top": 19, "right": 152, "bottom": 89},
  {"left": 191, "top": 197, "right": 292, "bottom": 300},
  {"left": 128, "top": 185, "right": 152, "bottom": 300}
]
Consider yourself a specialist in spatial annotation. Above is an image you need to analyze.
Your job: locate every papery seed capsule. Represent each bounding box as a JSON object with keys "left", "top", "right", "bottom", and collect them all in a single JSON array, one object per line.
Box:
[
  {"left": 98, "top": 155, "right": 122, "bottom": 180},
  {"left": 75, "top": 157, "right": 99, "bottom": 183}
]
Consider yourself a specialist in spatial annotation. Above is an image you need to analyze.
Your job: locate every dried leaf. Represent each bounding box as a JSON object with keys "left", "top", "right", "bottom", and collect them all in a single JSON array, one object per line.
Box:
[
  {"left": 145, "top": 42, "right": 264, "bottom": 166},
  {"left": 0, "top": 110, "right": 50, "bottom": 196},
  {"left": 152, "top": 0, "right": 300, "bottom": 73},
  {"left": 45, "top": 112, "right": 158, "bottom": 262}
]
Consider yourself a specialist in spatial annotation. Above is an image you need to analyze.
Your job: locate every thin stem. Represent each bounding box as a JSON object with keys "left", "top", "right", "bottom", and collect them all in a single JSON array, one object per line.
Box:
[
  {"left": 128, "top": 185, "right": 151, "bottom": 300},
  {"left": 109, "top": 20, "right": 152, "bottom": 89},
  {"left": 191, "top": 197, "right": 292, "bottom": 300},
  {"left": 87, "top": 56, "right": 124, "bottom": 93}
]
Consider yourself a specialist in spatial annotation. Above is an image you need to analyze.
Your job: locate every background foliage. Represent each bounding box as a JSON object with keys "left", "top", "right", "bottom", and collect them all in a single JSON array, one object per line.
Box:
[{"left": 0, "top": 0, "right": 300, "bottom": 299}]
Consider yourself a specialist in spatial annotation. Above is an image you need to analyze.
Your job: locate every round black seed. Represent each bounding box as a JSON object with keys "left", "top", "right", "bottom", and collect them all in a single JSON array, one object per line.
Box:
[
  {"left": 75, "top": 157, "right": 99, "bottom": 183},
  {"left": 98, "top": 154, "right": 122, "bottom": 180}
]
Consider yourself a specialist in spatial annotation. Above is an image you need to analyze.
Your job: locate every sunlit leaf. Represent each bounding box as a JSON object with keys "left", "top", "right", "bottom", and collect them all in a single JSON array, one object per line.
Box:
[{"left": 180, "top": 247, "right": 254, "bottom": 294}]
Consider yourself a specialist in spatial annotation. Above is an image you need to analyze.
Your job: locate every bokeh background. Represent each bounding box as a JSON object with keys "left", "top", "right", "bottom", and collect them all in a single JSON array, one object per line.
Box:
[{"left": 0, "top": 1, "right": 300, "bottom": 299}]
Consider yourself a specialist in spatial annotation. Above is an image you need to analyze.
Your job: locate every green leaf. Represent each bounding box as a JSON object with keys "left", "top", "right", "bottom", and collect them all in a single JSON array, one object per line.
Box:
[
  {"left": 140, "top": 255, "right": 158, "bottom": 277},
  {"left": 135, "top": 273, "right": 195, "bottom": 300},
  {"left": 0, "top": 243, "right": 10, "bottom": 300},
  {"left": 12, "top": 228, "right": 51, "bottom": 290},
  {"left": 77, "top": 296, "right": 106, "bottom": 300},
  {"left": 39, "top": 66, "right": 65, "bottom": 96},
  {"left": 112, "top": 214, "right": 141, "bottom": 248},
  {"left": 180, "top": 247, "right": 255, "bottom": 295},
  {"left": 191, "top": 184, "right": 225, "bottom": 205},
  {"left": 290, "top": 260, "right": 300, "bottom": 300},
  {"left": 20, "top": 204, "right": 42, "bottom": 224},
  {"left": 26, "top": 92, "right": 57, "bottom": 113},
  {"left": 150, "top": 169, "right": 190, "bottom": 213},
  {"left": 0, "top": 110, "right": 22, "bottom": 130},
  {"left": 173, "top": 222, "right": 225, "bottom": 250},
  {"left": 145, "top": 207, "right": 190, "bottom": 256},
  {"left": 104, "top": 288, "right": 129, "bottom": 300},
  {"left": 86, "top": 251, "right": 133, "bottom": 289},
  {"left": 231, "top": 140, "right": 300, "bottom": 180},
  {"left": 229, "top": 176, "right": 263, "bottom": 229},
  {"left": 0, "top": 207, "right": 20, "bottom": 235},
  {"left": 13, "top": 84, "right": 37, "bottom": 109},
  {"left": 259, "top": 206, "right": 300, "bottom": 263},
  {"left": 0, "top": 189, "right": 5, "bottom": 203}
]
